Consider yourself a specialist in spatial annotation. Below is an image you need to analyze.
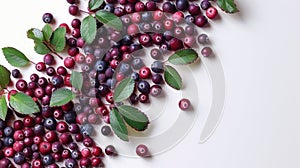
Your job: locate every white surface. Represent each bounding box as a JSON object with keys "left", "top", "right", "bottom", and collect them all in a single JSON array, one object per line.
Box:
[{"left": 1, "top": 0, "right": 300, "bottom": 168}]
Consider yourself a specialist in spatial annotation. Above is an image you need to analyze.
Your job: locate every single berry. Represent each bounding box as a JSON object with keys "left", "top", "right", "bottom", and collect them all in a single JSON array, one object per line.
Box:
[
  {"left": 136, "top": 144, "right": 150, "bottom": 157},
  {"left": 69, "top": 5, "right": 79, "bottom": 15},
  {"left": 35, "top": 62, "right": 46, "bottom": 72},
  {"left": 13, "top": 152, "right": 26, "bottom": 165},
  {"left": 12, "top": 69, "right": 21, "bottom": 78},
  {"left": 44, "top": 54, "right": 55, "bottom": 65},
  {"left": 179, "top": 98, "right": 191, "bottom": 110},
  {"left": 42, "top": 13, "right": 53, "bottom": 23},
  {"left": 206, "top": 6, "right": 218, "bottom": 19},
  {"left": 176, "top": 0, "right": 188, "bottom": 11},
  {"left": 101, "top": 125, "right": 111, "bottom": 136},
  {"left": 201, "top": 0, "right": 211, "bottom": 10},
  {"left": 139, "top": 94, "right": 149, "bottom": 103},
  {"left": 201, "top": 47, "right": 213, "bottom": 57},
  {"left": 139, "top": 67, "right": 151, "bottom": 79},
  {"left": 64, "top": 57, "right": 75, "bottom": 69},
  {"left": 105, "top": 145, "right": 116, "bottom": 156}
]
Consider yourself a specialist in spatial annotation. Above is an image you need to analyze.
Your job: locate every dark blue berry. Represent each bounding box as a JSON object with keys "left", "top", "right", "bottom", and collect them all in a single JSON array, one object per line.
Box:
[
  {"left": 71, "top": 150, "right": 81, "bottom": 160},
  {"left": 131, "top": 72, "right": 140, "bottom": 81},
  {"left": 132, "top": 58, "right": 144, "bottom": 70},
  {"left": 152, "top": 74, "right": 164, "bottom": 84},
  {"left": 151, "top": 61, "right": 164, "bottom": 73},
  {"left": 0, "top": 119, "right": 7, "bottom": 130},
  {"left": 42, "top": 154, "right": 54, "bottom": 165},
  {"left": 33, "top": 124, "right": 45, "bottom": 136},
  {"left": 51, "top": 75, "right": 64, "bottom": 87},
  {"left": 95, "top": 60, "right": 108, "bottom": 73},
  {"left": 4, "top": 126, "right": 14, "bottom": 137},
  {"left": 185, "top": 15, "right": 195, "bottom": 24},
  {"left": 12, "top": 69, "right": 21, "bottom": 78},
  {"left": 44, "top": 117, "right": 57, "bottom": 130},
  {"left": 176, "top": 0, "right": 188, "bottom": 11},
  {"left": 141, "top": 12, "right": 152, "bottom": 22},
  {"left": 104, "top": 4, "right": 115, "bottom": 12},
  {"left": 129, "top": 93, "right": 138, "bottom": 105},
  {"left": 43, "top": 13, "right": 53, "bottom": 23},
  {"left": 64, "top": 111, "right": 77, "bottom": 124},
  {"left": 98, "top": 84, "right": 110, "bottom": 96},
  {"left": 80, "top": 123, "right": 94, "bottom": 136},
  {"left": 65, "top": 158, "right": 77, "bottom": 168},
  {"left": 13, "top": 152, "right": 26, "bottom": 165},
  {"left": 3, "top": 137, "right": 14, "bottom": 147},
  {"left": 201, "top": 0, "right": 211, "bottom": 10},
  {"left": 137, "top": 81, "right": 150, "bottom": 94},
  {"left": 105, "top": 67, "right": 114, "bottom": 78},
  {"left": 119, "top": 63, "right": 132, "bottom": 74},
  {"left": 106, "top": 78, "right": 117, "bottom": 89}
]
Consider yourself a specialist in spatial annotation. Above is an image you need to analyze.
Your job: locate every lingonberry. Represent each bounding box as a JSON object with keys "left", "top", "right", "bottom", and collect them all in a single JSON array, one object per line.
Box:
[
  {"left": 33, "top": 87, "right": 44, "bottom": 99},
  {"left": 139, "top": 34, "right": 152, "bottom": 46},
  {"left": 198, "top": 33, "right": 209, "bottom": 44},
  {"left": 101, "top": 125, "right": 111, "bottom": 136},
  {"left": 13, "top": 130, "right": 25, "bottom": 141},
  {"left": 30, "top": 73, "right": 39, "bottom": 82},
  {"left": 69, "top": 142, "right": 78, "bottom": 150},
  {"left": 62, "top": 149, "right": 71, "bottom": 159},
  {"left": 46, "top": 67, "right": 56, "bottom": 76},
  {"left": 68, "top": 123, "right": 80, "bottom": 134},
  {"left": 164, "top": 19, "right": 174, "bottom": 30},
  {"left": 201, "top": 0, "right": 211, "bottom": 10},
  {"left": 4, "top": 147, "right": 15, "bottom": 158},
  {"left": 75, "top": 133, "right": 84, "bottom": 142},
  {"left": 32, "top": 159, "right": 43, "bottom": 168},
  {"left": 67, "top": 38, "right": 77, "bottom": 48},
  {"left": 83, "top": 136, "right": 94, "bottom": 147},
  {"left": 139, "top": 67, "right": 152, "bottom": 79},
  {"left": 71, "top": 18, "right": 81, "bottom": 29},
  {"left": 39, "top": 141, "right": 52, "bottom": 155},
  {"left": 88, "top": 114, "right": 99, "bottom": 124},
  {"left": 103, "top": 115, "right": 110, "bottom": 124},
  {"left": 23, "top": 116, "right": 35, "bottom": 127},
  {"left": 77, "top": 37, "right": 85, "bottom": 48},
  {"left": 45, "top": 131, "right": 58, "bottom": 142},
  {"left": 59, "top": 23, "right": 71, "bottom": 33},
  {"left": 35, "top": 115, "right": 44, "bottom": 125},
  {"left": 33, "top": 136, "right": 43, "bottom": 145},
  {"left": 91, "top": 157, "right": 103, "bottom": 167},
  {"left": 42, "top": 13, "right": 53, "bottom": 23},
  {"left": 114, "top": 7, "right": 125, "bottom": 17},
  {"left": 195, "top": 15, "right": 208, "bottom": 27},
  {"left": 150, "top": 48, "right": 162, "bottom": 60},
  {"left": 201, "top": 46, "right": 213, "bottom": 57},
  {"left": 163, "top": 30, "right": 174, "bottom": 41},
  {"left": 53, "top": 109, "right": 64, "bottom": 120},
  {"left": 69, "top": 5, "right": 79, "bottom": 15},
  {"left": 136, "top": 144, "right": 150, "bottom": 157},
  {"left": 169, "top": 38, "right": 184, "bottom": 51},
  {"left": 23, "top": 147, "right": 33, "bottom": 157},
  {"left": 59, "top": 133, "right": 73, "bottom": 145},
  {"left": 172, "top": 11, "right": 184, "bottom": 24},
  {"left": 105, "top": 145, "right": 116, "bottom": 156},
  {"left": 12, "top": 69, "right": 21, "bottom": 78},
  {"left": 68, "top": 47, "right": 79, "bottom": 57},
  {"left": 81, "top": 148, "right": 91, "bottom": 158},
  {"left": 206, "top": 6, "right": 218, "bottom": 19},
  {"left": 16, "top": 79, "right": 27, "bottom": 91},
  {"left": 179, "top": 98, "right": 191, "bottom": 110},
  {"left": 13, "top": 120, "right": 24, "bottom": 130},
  {"left": 185, "top": 25, "right": 196, "bottom": 36},
  {"left": 124, "top": 3, "right": 135, "bottom": 13},
  {"left": 64, "top": 57, "right": 75, "bottom": 69},
  {"left": 57, "top": 66, "right": 67, "bottom": 76},
  {"left": 23, "top": 128, "right": 34, "bottom": 138},
  {"left": 135, "top": 1, "right": 145, "bottom": 12},
  {"left": 85, "top": 54, "right": 96, "bottom": 65},
  {"left": 37, "top": 77, "right": 48, "bottom": 87},
  {"left": 24, "top": 137, "right": 34, "bottom": 147},
  {"left": 184, "top": 36, "right": 196, "bottom": 48},
  {"left": 43, "top": 54, "right": 55, "bottom": 65},
  {"left": 35, "top": 62, "right": 46, "bottom": 72},
  {"left": 56, "top": 121, "right": 68, "bottom": 133},
  {"left": 75, "top": 53, "right": 85, "bottom": 64}
]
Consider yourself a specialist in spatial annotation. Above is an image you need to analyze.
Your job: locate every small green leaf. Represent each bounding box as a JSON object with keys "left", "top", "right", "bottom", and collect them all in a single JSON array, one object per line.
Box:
[
  {"left": 50, "top": 27, "right": 66, "bottom": 52},
  {"left": 2, "top": 47, "right": 30, "bottom": 67},
  {"left": 0, "top": 95, "right": 7, "bottom": 120},
  {"left": 118, "top": 105, "right": 149, "bottom": 131},
  {"left": 168, "top": 49, "right": 199, "bottom": 65},
  {"left": 164, "top": 65, "right": 182, "bottom": 90},
  {"left": 89, "top": 0, "right": 104, "bottom": 11},
  {"left": 34, "top": 42, "right": 51, "bottom": 55},
  {"left": 10, "top": 92, "right": 39, "bottom": 114},
  {"left": 95, "top": 10, "right": 123, "bottom": 31},
  {"left": 50, "top": 88, "right": 75, "bottom": 107},
  {"left": 0, "top": 65, "right": 11, "bottom": 91},
  {"left": 42, "top": 24, "right": 53, "bottom": 42},
  {"left": 70, "top": 71, "right": 83, "bottom": 91},
  {"left": 217, "top": 0, "right": 239, "bottom": 13},
  {"left": 81, "top": 15, "right": 97, "bottom": 44},
  {"left": 27, "top": 28, "right": 44, "bottom": 42},
  {"left": 113, "top": 77, "right": 135, "bottom": 103},
  {"left": 110, "top": 108, "right": 129, "bottom": 141}
]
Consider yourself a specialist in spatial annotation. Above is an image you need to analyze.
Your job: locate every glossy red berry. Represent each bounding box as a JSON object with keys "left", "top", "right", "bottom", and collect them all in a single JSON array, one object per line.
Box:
[
  {"left": 4, "top": 147, "right": 15, "bottom": 158},
  {"left": 91, "top": 157, "right": 102, "bottom": 167},
  {"left": 92, "top": 146, "right": 103, "bottom": 157},
  {"left": 13, "top": 141, "right": 25, "bottom": 152},
  {"left": 69, "top": 5, "right": 79, "bottom": 15},
  {"left": 136, "top": 144, "right": 150, "bottom": 157},
  {"left": 75, "top": 53, "right": 85, "bottom": 63},
  {"left": 206, "top": 6, "right": 218, "bottom": 19},
  {"left": 59, "top": 23, "right": 71, "bottom": 33},
  {"left": 64, "top": 57, "right": 75, "bottom": 69},
  {"left": 13, "top": 120, "right": 24, "bottom": 130},
  {"left": 169, "top": 38, "right": 184, "bottom": 51},
  {"left": 39, "top": 141, "right": 52, "bottom": 155},
  {"left": 105, "top": 145, "right": 116, "bottom": 156},
  {"left": 139, "top": 67, "right": 151, "bottom": 79},
  {"left": 13, "top": 130, "right": 25, "bottom": 141},
  {"left": 153, "top": 10, "right": 164, "bottom": 21},
  {"left": 16, "top": 79, "right": 27, "bottom": 91},
  {"left": 127, "top": 24, "right": 139, "bottom": 36},
  {"left": 188, "top": 3, "right": 201, "bottom": 15},
  {"left": 35, "top": 62, "right": 46, "bottom": 72},
  {"left": 172, "top": 11, "right": 184, "bottom": 24},
  {"left": 56, "top": 121, "right": 68, "bottom": 133},
  {"left": 195, "top": 15, "right": 208, "bottom": 27},
  {"left": 164, "top": 19, "right": 174, "bottom": 30},
  {"left": 59, "top": 133, "right": 73, "bottom": 145},
  {"left": 81, "top": 148, "right": 91, "bottom": 158},
  {"left": 45, "top": 131, "right": 58, "bottom": 143},
  {"left": 179, "top": 98, "right": 191, "bottom": 110}
]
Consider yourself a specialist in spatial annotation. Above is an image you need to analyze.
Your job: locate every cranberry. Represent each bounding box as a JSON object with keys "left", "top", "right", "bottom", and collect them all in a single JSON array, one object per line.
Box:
[
  {"left": 136, "top": 144, "right": 150, "bottom": 157},
  {"left": 13, "top": 141, "right": 25, "bottom": 152},
  {"left": 35, "top": 62, "right": 46, "bottom": 72},
  {"left": 16, "top": 79, "right": 27, "bottom": 91},
  {"left": 139, "top": 94, "right": 149, "bottom": 103},
  {"left": 4, "top": 147, "right": 15, "bottom": 158},
  {"left": 72, "top": 28, "right": 81, "bottom": 38},
  {"left": 51, "top": 142, "right": 63, "bottom": 153},
  {"left": 56, "top": 121, "right": 68, "bottom": 133},
  {"left": 169, "top": 38, "right": 184, "bottom": 51},
  {"left": 105, "top": 145, "right": 116, "bottom": 156},
  {"left": 139, "top": 67, "right": 151, "bottom": 79},
  {"left": 56, "top": 66, "right": 67, "bottom": 76},
  {"left": 80, "top": 158, "right": 91, "bottom": 167},
  {"left": 32, "top": 159, "right": 43, "bottom": 168},
  {"left": 42, "top": 13, "right": 53, "bottom": 23},
  {"left": 91, "top": 157, "right": 102, "bottom": 167},
  {"left": 146, "top": 1, "right": 157, "bottom": 11},
  {"left": 179, "top": 98, "right": 191, "bottom": 110},
  {"left": 92, "top": 146, "right": 103, "bottom": 157},
  {"left": 39, "top": 141, "right": 52, "bottom": 155},
  {"left": 83, "top": 136, "right": 94, "bottom": 147},
  {"left": 45, "top": 131, "right": 58, "bottom": 142},
  {"left": 206, "top": 6, "right": 218, "bottom": 19},
  {"left": 69, "top": 5, "right": 79, "bottom": 15},
  {"left": 64, "top": 57, "right": 75, "bottom": 69},
  {"left": 62, "top": 149, "right": 71, "bottom": 159},
  {"left": 81, "top": 148, "right": 91, "bottom": 158},
  {"left": 195, "top": 15, "right": 208, "bottom": 27},
  {"left": 13, "top": 130, "right": 25, "bottom": 141},
  {"left": 59, "top": 133, "right": 73, "bottom": 145}
]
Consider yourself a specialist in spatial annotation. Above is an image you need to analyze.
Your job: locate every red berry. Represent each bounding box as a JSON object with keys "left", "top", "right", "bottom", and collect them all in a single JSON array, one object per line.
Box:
[
  {"left": 75, "top": 53, "right": 85, "bottom": 63},
  {"left": 179, "top": 98, "right": 191, "bottom": 110},
  {"left": 13, "top": 120, "right": 24, "bottom": 130},
  {"left": 33, "top": 136, "right": 43, "bottom": 145},
  {"left": 35, "top": 62, "right": 46, "bottom": 72},
  {"left": 164, "top": 19, "right": 174, "bottom": 30},
  {"left": 45, "top": 131, "right": 58, "bottom": 142},
  {"left": 92, "top": 146, "right": 103, "bottom": 157},
  {"left": 39, "top": 141, "right": 52, "bottom": 155},
  {"left": 153, "top": 10, "right": 164, "bottom": 21},
  {"left": 139, "top": 66, "right": 151, "bottom": 79},
  {"left": 13, "top": 141, "right": 25, "bottom": 152},
  {"left": 56, "top": 121, "right": 68, "bottom": 133},
  {"left": 13, "top": 130, "right": 25, "bottom": 141},
  {"left": 61, "top": 149, "right": 71, "bottom": 159},
  {"left": 172, "top": 11, "right": 184, "bottom": 24},
  {"left": 169, "top": 38, "right": 184, "bottom": 51},
  {"left": 195, "top": 15, "right": 208, "bottom": 27},
  {"left": 136, "top": 144, "right": 150, "bottom": 157},
  {"left": 59, "top": 23, "right": 71, "bottom": 33},
  {"left": 64, "top": 74, "right": 72, "bottom": 87},
  {"left": 59, "top": 133, "right": 73, "bottom": 145},
  {"left": 80, "top": 158, "right": 91, "bottom": 167},
  {"left": 81, "top": 148, "right": 91, "bottom": 158},
  {"left": 32, "top": 159, "right": 43, "bottom": 168},
  {"left": 91, "top": 157, "right": 102, "bottom": 167},
  {"left": 127, "top": 24, "right": 139, "bottom": 36},
  {"left": 105, "top": 92, "right": 114, "bottom": 104},
  {"left": 23, "top": 116, "right": 35, "bottom": 127},
  {"left": 4, "top": 147, "right": 15, "bottom": 158},
  {"left": 131, "top": 12, "right": 141, "bottom": 23},
  {"left": 64, "top": 57, "right": 75, "bottom": 69},
  {"left": 206, "top": 7, "right": 218, "bottom": 19}
]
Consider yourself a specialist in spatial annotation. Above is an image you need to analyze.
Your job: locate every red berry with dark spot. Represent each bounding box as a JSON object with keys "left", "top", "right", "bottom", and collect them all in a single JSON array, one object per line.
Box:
[
  {"left": 206, "top": 6, "right": 218, "bottom": 19},
  {"left": 13, "top": 130, "right": 25, "bottom": 141},
  {"left": 35, "top": 62, "right": 46, "bottom": 72},
  {"left": 16, "top": 79, "right": 27, "bottom": 91},
  {"left": 136, "top": 144, "right": 150, "bottom": 157},
  {"left": 139, "top": 67, "right": 151, "bottom": 79},
  {"left": 39, "top": 141, "right": 52, "bottom": 155}
]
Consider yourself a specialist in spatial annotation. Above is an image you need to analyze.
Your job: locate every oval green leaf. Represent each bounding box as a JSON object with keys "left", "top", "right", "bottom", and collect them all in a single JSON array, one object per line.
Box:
[
  {"left": 10, "top": 92, "right": 39, "bottom": 114},
  {"left": 0, "top": 65, "right": 11, "bottom": 91},
  {"left": 89, "top": 0, "right": 104, "bottom": 11},
  {"left": 164, "top": 65, "right": 182, "bottom": 90},
  {"left": 110, "top": 108, "right": 129, "bottom": 141},
  {"left": 113, "top": 77, "right": 135, "bottom": 103},
  {"left": 0, "top": 95, "right": 7, "bottom": 121},
  {"left": 217, "top": 0, "right": 239, "bottom": 13},
  {"left": 34, "top": 42, "right": 51, "bottom": 55},
  {"left": 50, "top": 27, "right": 66, "bottom": 52},
  {"left": 70, "top": 71, "right": 83, "bottom": 91},
  {"left": 42, "top": 24, "right": 53, "bottom": 42},
  {"left": 81, "top": 15, "right": 97, "bottom": 44},
  {"left": 118, "top": 105, "right": 149, "bottom": 131},
  {"left": 95, "top": 10, "right": 123, "bottom": 31},
  {"left": 168, "top": 49, "right": 199, "bottom": 65},
  {"left": 27, "top": 28, "right": 44, "bottom": 42},
  {"left": 2, "top": 47, "right": 30, "bottom": 67},
  {"left": 50, "top": 88, "right": 75, "bottom": 107}
]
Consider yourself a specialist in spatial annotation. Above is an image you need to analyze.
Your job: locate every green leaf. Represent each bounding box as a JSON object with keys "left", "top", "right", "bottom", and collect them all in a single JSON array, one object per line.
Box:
[
  {"left": 42, "top": 24, "right": 53, "bottom": 42},
  {"left": 27, "top": 28, "right": 44, "bottom": 42},
  {"left": 70, "top": 71, "right": 83, "bottom": 91},
  {"left": 113, "top": 77, "right": 135, "bottom": 103},
  {"left": 110, "top": 108, "right": 129, "bottom": 141},
  {"left": 0, "top": 65, "right": 11, "bottom": 91},
  {"left": 217, "top": 0, "right": 239, "bottom": 13},
  {"left": 89, "top": 0, "right": 104, "bottom": 11},
  {"left": 118, "top": 105, "right": 149, "bottom": 131},
  {"left": 95, "top": 10, "right": 123, "bottom": 31},
  {"left": 9, "top": 92, "right": 39, "bottom": 114},
  {"left": 34, "top": 42, "right": 51, "bottom": 55},
  {"left": 81, "top": 15, "right": 97, "bottom": 44},
  {"left": 164, "top": 65, "right": 182, "bottom": 90},
  {"left": 2, "top": 47, "right": 30, "bottom": 67},
  {"left": 0, "top": 95, "right": 7, "bottom": 120},
  {"left": 50, "top": 27, "right": 66, "bottom": 52},
  {"left": 168, "top": 49, "right": 199, "bottom": 65},
  {"left": 50, "top": 88, "right": 75, "bottom": 107}
]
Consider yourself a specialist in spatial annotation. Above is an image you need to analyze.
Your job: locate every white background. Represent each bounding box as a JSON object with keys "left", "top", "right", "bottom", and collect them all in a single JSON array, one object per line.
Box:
[{"left": 1, "top": 0, "right": 300, "bottom": 167}]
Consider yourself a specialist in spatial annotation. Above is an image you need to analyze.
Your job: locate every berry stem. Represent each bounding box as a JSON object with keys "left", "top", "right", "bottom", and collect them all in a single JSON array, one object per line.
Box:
[
  {"left": 80, "top": 9, "right": 92, "bottom": 15},
  {"left": 43, "top": 42, "right": 63, "bottom": 59}
]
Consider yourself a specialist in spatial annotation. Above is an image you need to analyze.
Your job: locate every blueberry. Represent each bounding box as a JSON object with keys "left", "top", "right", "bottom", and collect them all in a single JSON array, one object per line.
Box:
[
  {"left": 137, "top": 81, "right": 150, "bottom": 94},
  {"left": 151, "top": 61, "right": 164, "bottom": 73},
  {"left": 33, "top": 124, "right": 45, "bottom": 136},
  {"left": 132, "top": 58, "right": 144, "bottom": 70},
  {"left": 51, "top": 75, "right": 64, "bottom": 87},
  {"left": 65, "top": 158, "right": 77, "bottom": 168},
  {"left": 42, "top": 13, "right": 53, "bottom": 23},
  {"left": 104, "top": 4, "right": 115, "bottom": 12},
  {"left": 42, "top": 154, "right": 54, "bottom": 165},
  {"left": 64, "top": 111, "right": 77, "bottom": 124},
  {"left": 0, "top": 140, "right": 3, "bottom": 149},
  {"left": 80, "top": 123, "right": 94, "bottom": 136},
  {"left": 3, "top": 137, "right": 14, "bottom": 147},
  {"left": 176, "top": 0, "right": 189, "bottom": 11},
  {"left": 105, "top": 67, "right": 114, "bottom": 78},
  {"left": 95, "top": 60, "right": 108, "bottom": 73},
  {"left": 71, "top": 150, "right": 81, "bottom": 160},
  {"left": 13, "top": 152, "right": 26, "bottom": 165},
  {"left": 44, "top": 117, "right": 57, "bottom": 130},
  {"left": 201, "top": 0, "right": 211, "bottom": 10},
  {"left": 119, "top": 63, "right": 132, "bottom": 74},
  {"left": 12, "top": 69, "right": 21, "bottom": 78},
  {"left": 141, "top": 12, "right": 152, "bottom": 22},
  {"left": 121, "top": 35, "right": 133, "bottom": 45},
  {"left": 106, "top": 78, "right": 117, "bottom": 89},
  {"left": 4, "top": 126, "right": 14, "bottom": 137},
  {"left": 131, "top": 72, "right": 140, "bottom": 81}
]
